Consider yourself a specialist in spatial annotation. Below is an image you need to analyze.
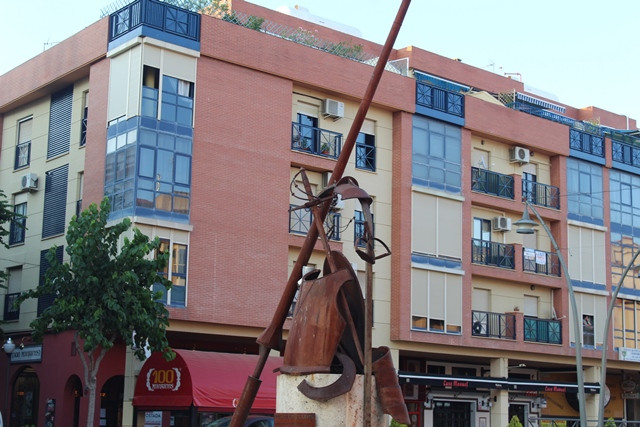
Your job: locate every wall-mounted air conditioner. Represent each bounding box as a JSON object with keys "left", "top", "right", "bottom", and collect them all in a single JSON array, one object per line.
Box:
[
  {"left": 509, "top": 146, "right": 530, "bottom": 164},
  {"left": 492, "top": 216, "right": 512, "bottom": 232},
  {"left": 21, "top": 173, "right": 38, "bottom": 191},
  {"left": 322, "top": 98, "right": 345, "bottom": 119}
]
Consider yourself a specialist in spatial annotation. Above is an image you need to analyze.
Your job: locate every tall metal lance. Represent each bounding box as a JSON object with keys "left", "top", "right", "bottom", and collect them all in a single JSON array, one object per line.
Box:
[{"left": 230, "top": 1, "right": 411, "bottom": 425}]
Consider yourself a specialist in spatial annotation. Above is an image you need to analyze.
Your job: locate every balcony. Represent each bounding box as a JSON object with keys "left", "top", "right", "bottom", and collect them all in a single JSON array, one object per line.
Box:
[
  {"left": 524, "top": 317, "right": 562, "bottom": 344},
  {"left": 471, "top": 167, "right": 514, "bottom": 200},
  {"left": 523, "top": 180, "right": 560, "bottom": 209},
  {"left": 471, "top": 239, "right": 515, "bottom": 270},
  {"left": 612, "top": 136, "right": 640, "bottom": 169},
  {"left": 4, "top": 292, "right": 20, "bottom": 322},
  {"left": 289, "top": 204, "right": 341, "bottom": 240},
  {"left": 570, "top": 128, "right": 604, "bottom": 158},
  {"left": 291, "top": 123, "right": 342, "bottom": 159},
  {"left": 523, "top": 248, "right": 561, "bottom": 277},
  {"left": 415, "top": 81, "right": 465, "bottom": 125},
  {"left": 109, "top": 0, "right": 201, "bottom": 44},
  {"left": 472, "top": 310, "right": 515, "bottom": 340}
]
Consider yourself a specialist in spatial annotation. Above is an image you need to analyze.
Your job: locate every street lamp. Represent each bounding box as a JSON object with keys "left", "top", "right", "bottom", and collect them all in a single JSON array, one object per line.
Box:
[
  {"left": 514, "top": 200, "right": 587, "bottom": 427},
  {"left": 2, "top": 338, "right": 15, "bottom": 426}
]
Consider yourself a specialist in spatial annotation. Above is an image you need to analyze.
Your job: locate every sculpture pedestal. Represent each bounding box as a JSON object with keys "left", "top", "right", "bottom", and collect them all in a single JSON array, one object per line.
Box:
[{"left": 276, "top": 374, "right": 386, "bottom": 426}]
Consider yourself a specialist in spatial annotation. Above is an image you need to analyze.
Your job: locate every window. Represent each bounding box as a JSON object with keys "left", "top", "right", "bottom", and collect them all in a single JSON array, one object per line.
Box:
[
  {"left": 161, "top": 75, "right": 194, "bottom": 126},
  {"left": 80, "top": 91, "right": 89, "bottom": 146},
  {"left": 154, "top": 239, "right": 188, "bottom": 307},
  {"left": 9, "top": 202, "right": 27, "bottom": 245},
  {"left": 76, "top": 172, "right": 84, "bottom": 217},
  {"left": 142, "top": 66, "right": 159, "bottom": 118},
  {"left": 522, "top": 171, "right": 537, "bottom": 203},
  {"left": 42, "top": 165, "right": 69, "bottom": 238},
  {"left": 582, "top": 314, "right": 595, "bottom": 347},
  {"left": 412, "top": 116, "right": 461, "bottom": 193},
  {"left": 293, "top": 113, "right": 318, "bottom": 152},
  {"left": 4, "top": 266, "right": 22, "bottom": 321},
  {"left": 566, "top": 158, "right": 603, "bottom": 223},
  {"left": 48, "top": 86, "right": 73, "bottom": 159},
  {"left": 356, "top": 132, "right": 376, "bottom": 171},
  {"left": 38, "top": 246, "right": 64, "bottom": 316},
  {"left": 471, "top": 217, "right": 491, "bottom": 263},
  {"left": 15, "top": 118, "right": 32, "bottom": 169},
  {"left": 614, "top": 299, "right": 640, "bottom": 349},
  {"left": 354, "top": 209, "right": 374, "bottom": 248},
  {"left": 411, "top": 268, "right": 462, "bottom": 334}
]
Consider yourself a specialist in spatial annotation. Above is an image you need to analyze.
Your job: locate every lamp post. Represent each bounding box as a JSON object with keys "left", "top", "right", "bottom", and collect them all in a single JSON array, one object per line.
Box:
[
  {"left": 2, "top": 338, "right": 15, "bottom": 426},
  {"left": 514, "top": 200, "right": 586, "bottom": 427}
]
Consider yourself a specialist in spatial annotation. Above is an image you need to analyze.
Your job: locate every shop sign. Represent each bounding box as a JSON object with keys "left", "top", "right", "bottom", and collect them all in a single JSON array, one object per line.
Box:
[
  {"left": 619, "top": 347, "right": 640, "bottom": 362},
  {"left": 145, "top": 368, "right": 182, "bottom": 392},
  {"left": 10, "top": 345, "right": 42, "bottom": 363},
  {"left": 144, "top": 411, "right": 162, "bottom": 427},
  {"left": 622, "top": 393, "right": 640, "bottom": 399}
]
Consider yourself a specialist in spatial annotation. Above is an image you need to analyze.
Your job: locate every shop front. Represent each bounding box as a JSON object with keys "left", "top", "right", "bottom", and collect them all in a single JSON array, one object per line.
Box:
[
  {"left": 399, "top": 372, "right": 601, "bottom": 427},
  {"left": 132, "top": 350, "right": 282, "bottom": 426}
]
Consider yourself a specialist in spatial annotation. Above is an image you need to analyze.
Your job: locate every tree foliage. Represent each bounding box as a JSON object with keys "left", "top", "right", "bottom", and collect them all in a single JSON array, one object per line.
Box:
[
  {"left": 161, "top": 0, "right": 229, "bottom": 16},
  {"left": 0, "top": 189, "right": 17, "bottom": 288},
  {"left": 17, "top": 197, "right": 174, "bottom": 425}
]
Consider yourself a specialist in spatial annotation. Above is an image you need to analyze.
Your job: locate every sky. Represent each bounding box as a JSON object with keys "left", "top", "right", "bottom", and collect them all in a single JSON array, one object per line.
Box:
[{"left": 1, "top": 0, "right": 638, "bottom": 125}]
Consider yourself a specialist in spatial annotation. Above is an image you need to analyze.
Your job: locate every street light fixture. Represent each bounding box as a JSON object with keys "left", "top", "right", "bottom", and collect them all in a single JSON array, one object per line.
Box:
[
  {"left": 3, "top": 338, "right": 15, "bottom": 426},
  {"left": 514, "top": 200, "right": 587, "bottom": 427}
]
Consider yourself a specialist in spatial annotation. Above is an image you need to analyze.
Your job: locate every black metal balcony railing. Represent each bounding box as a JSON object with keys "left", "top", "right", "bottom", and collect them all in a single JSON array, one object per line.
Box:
[
  {"left": 472, "top": 239, "right": 515, "bottom": 269},
  {"left": 570, "top": 128, "right": 604, "bottom": 158},
  {"left": 291, "top": 123, "right": 342, "bottom": 159},
  {"left": 472, "top": 310, "right": 516, "bottom": 339},
  {"left": 355, "top": 142, "right": 376, "bottom": 171},
  {"left": 612, "top": 137, "right": 640, "bottom": 168},
  {"left": 416, "top": 81, "right": 464, "bottom": 118},
  {"left": 289, "top": 204, "right": 341, "bottom": 240},
  {"left": 522, "top": 179, "right": 560, "bottom": 209},
  {"left": 109, "top": 0, "right": 201, "bottom": 43},
  {"left": 4, "top": 292, "right": 20, "bottom": 322},
  {"left": 471, "top": 167, "right": 514, "bottom": 199},
  {"left": 522, "top": 248, "right": 561, "bottom": 277},
  {"left": 524, "top": 317, "right": 562, "bottom": 344}
]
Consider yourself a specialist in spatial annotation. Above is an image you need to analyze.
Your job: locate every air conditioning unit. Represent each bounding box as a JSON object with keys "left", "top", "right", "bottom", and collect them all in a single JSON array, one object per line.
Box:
[
  {"left": 20, "top": 173, "right": 38, "bottom": 191},
  {"left": 492, "top": 216, "right": 512, "bottom": 232},
  {"left": 509, "top": 146, "right": 530, "bottom": 164},
  {"left": 322, "top": 98, "right": 345, "bottom": 119},
  {"left": 331, "top": 193, "right": 345, "bottom": 210}
]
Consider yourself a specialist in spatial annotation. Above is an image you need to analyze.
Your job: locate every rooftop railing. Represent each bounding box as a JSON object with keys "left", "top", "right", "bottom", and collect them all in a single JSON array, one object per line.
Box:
[
  {"left": 416, "top": 81, "right": 465, "bottom": 118},
  {"left": 108, "top": 0, "right": 201, "bottom": 42}
]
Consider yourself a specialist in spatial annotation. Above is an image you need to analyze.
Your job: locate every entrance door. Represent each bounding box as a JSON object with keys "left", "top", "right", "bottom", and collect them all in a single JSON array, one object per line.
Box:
[
  {"left": 433, "top": 401, "right": 472, "bottom": 427},
  {"left": 509, "top": 403, "right": 528, "bottom": 425}
]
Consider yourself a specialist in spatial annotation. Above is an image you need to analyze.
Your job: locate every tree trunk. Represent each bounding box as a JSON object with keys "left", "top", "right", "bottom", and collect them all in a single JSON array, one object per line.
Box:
[{"left": 86, "top": 377, "right": 97, "bottom": 427}]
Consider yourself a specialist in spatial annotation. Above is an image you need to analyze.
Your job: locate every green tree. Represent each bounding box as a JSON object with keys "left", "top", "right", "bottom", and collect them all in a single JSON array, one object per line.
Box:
[
  {"left": 508, "top": 415, "right": 523, "bottom": 427},
  {"left": 17, "top": 198, "right": 174, "bottom": 426},
  {"left": 161, "top": 0, "right": 229, "bottom": 15}
]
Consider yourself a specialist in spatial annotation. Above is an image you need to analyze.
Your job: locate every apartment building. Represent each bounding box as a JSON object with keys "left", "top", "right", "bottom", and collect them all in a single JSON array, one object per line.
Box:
[{"left": 0, "top": 0, "right": 638, "bottom": 426}]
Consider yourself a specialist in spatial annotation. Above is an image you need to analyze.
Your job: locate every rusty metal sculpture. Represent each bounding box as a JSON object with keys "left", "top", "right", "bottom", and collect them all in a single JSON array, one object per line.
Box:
[{"left": 230, "top": 1, "right": 412, "bottom": 425}]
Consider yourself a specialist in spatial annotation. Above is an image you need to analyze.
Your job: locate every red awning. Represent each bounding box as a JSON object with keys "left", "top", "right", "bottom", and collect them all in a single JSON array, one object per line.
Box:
[{"left": 133, "top": 349, "right": 282, "bottom": 412}]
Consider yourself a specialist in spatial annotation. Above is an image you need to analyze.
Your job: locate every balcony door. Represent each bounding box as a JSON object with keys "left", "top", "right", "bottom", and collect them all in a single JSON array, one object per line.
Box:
[
  {"left": 297, "top": 113, "right": 317, "bottom": 152},
  {"left": 472, "top": 217, "right": 491, "bottom": 264}
]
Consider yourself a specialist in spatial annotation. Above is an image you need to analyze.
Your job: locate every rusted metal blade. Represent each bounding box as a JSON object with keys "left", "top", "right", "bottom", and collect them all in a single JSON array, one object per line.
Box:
[{"left": 297, "top": 352, "right": 356, "bottom": 402}]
